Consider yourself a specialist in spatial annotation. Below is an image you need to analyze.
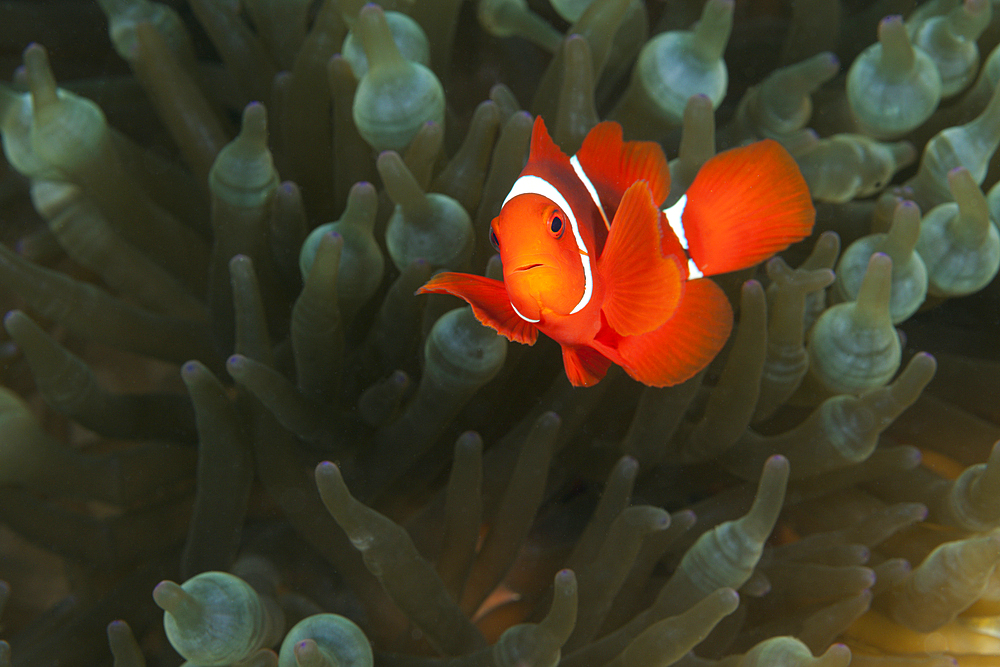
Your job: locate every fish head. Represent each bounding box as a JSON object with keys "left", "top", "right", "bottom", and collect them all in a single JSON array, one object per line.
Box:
[{"left": 492, "top": 192, "right": 589, "bottom": 321}]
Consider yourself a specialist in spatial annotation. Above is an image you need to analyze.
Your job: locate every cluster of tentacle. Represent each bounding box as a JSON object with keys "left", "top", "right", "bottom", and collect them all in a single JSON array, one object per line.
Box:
[{"left": 1, "top": 0, "right": 1000, "bottom": 666}]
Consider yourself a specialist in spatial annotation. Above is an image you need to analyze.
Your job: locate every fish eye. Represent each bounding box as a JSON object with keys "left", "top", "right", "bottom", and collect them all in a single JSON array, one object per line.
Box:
[
  {"left": 489, "top": 227, "right": 500, "bottom": 251},
  {"left": 548, "top": 212, "right": 564, "bottom": 238}
]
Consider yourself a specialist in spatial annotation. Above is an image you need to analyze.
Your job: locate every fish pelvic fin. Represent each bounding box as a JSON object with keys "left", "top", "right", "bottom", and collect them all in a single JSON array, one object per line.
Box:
[
  {"left": 417, "top": 272, "right": 539, "bottom": 345},
  {"left": 604, "top": 278, "right": 733, "bottom": 387},
  {"left": 562, "top": 344, "right": 614, "bottom": 387}
]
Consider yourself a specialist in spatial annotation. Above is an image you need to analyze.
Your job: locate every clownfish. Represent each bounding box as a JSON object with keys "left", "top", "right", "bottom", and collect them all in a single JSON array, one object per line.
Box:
[{"left": 418, "top": 117, "right": 815, "bottom": 387}]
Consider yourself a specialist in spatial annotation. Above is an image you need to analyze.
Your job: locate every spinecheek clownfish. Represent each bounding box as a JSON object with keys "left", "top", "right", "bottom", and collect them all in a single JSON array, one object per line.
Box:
[{"left": 418, "top": 117, "right": 815, "bottom": 387}]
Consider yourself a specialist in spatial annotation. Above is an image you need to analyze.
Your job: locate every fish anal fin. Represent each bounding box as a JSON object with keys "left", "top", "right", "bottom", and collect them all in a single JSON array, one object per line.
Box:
[
  {"left": 562, "top": 345, "right": 613, "bottom": 387},
  {"left": 599, "top": 181, "right": 683, "bottom": 337},
  {"left": 418, "top": 272, "right": 539, "bottom": 345},
  {"left": 610, "top": 278, "right": 733, "bottom": 387},
  {"left": 576, "top": 121, "right": 671, "bottom": 207},
  {"left": 682, "top": 139, "right": 815, "bottom": 276}
]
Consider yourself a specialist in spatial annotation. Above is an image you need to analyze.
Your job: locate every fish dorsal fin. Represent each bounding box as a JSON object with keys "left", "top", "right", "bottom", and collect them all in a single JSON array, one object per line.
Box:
[
  {"left": 681, "top": 139, "right": 815, "bottom": 276},
  {"left": 525, "top": 116, "right": 574, "bottom": 176},
  {"left": 576, "top": 121, "right": 671, "bottom": 208},
  {"left": 417, "top": 272, "right": 539, "bottom": 344},
  {"left": 599, "top": 181, "right": 683, "bottom": 337}
]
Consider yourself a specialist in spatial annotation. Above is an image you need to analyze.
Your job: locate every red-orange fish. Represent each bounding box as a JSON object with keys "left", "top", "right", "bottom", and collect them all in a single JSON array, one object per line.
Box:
[{"left": 418, "top": 117, "right": 814, "bottom": 387}]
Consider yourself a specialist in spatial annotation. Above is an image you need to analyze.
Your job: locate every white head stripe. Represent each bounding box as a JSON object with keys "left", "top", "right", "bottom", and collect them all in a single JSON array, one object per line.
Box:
[
  {"left": 503, "top": 175, "right": 593, "bottom": 314},
  {"left": 511, "top": 301, "right": 540, "bottom": 322},
  {"left": 569, "top": 155, "right": 610, "bottom": 231},
  {"left": 663, "top": 194, "right": 703, "bottom": 278}
]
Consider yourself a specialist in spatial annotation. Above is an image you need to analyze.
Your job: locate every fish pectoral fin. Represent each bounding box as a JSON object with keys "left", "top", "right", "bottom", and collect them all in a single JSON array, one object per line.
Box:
[
  {"left": 561, "top": 345, "right": 613, "bottom": 387},
  {"left": 681, "top": 139, "right": 815, "bottom": 276},
  {"left": 599, "top": 181, "right": 683, "bottom": 337},
  {"left": 576, "top": 121, "right": 671, "bottom": 207},
  {"left": 610, "top": 278, "right": 733, "bottom": 388},
  {"left": 417, "top": 272, "right": 539, "bottom": 345}
]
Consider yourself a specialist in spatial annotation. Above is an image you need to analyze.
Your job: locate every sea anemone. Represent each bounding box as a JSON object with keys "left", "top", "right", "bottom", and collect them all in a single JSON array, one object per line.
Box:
[{"left": 1, "top": 0, "right": 1000, "bottom": 666}]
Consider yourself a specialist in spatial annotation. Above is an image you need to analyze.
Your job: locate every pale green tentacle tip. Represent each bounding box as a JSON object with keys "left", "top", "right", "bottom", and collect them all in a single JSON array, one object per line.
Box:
[
  {"left": 153, "top": 578, "right": 204, "bottom": 633},
  {"left": 277, "top": 614, "right": 373, "bottom": 667},
  {"left": 681, "top": 456, "right": 788, "bottom": 594},
  {"left": 917, "top": 166, "right": 1000, "bottom": 296},
  {"left": 352, "top": 4, "right": 445, "bottom": 152},
  {"left": 314, "top": 461, "right": 353, "bottom": 524},
  {"left": 835, "top": 200, "right": 927, "bottom": 324},
  {"left": 765, "top": 256, "right": 835, "bottom": 297},
  {"left": 692, "top": 0, "right": 735, "bottom": 63},
  {"left": 911, "top": 0, "right": 991, "bottom": 96},
  {"left": 299, "top": 182, "right": 383, "bottom": 312},
  {"left": 808, "top": 253, "right": 901, "bottom": 395},
  {"left": 354, "top": 3, "right": 406, "bottom": 69},
  {"left": 741, "top": 454, "right": 790, "bottom": 542},
  {"left": 849, "top": 250, "right": 896, "bottom": 318},
  {"left": 209, "top": 102, "right": 279, "bottom": 208},
  {"left": 748, "top": 52, "right": 839, "bottom": 138},
  {"left": 853, "top": 136, "right": 917, "bottom": 197},
  {"left": 476, "top": 0, "right": 563, "bottom": 52},
  {"left": 424, "top": 305, "right": 508, "bottom": 392},
  {"left": 154, "top": 571, "right": 282, "bottom": 666},
  {"left": 98, "top": 0, "right": 191, "bottom": 62},
  {"left": 24, "top": 42, "right": 109, "bottom": 172},
  {"left": 877, "top": 15, "right": 917, "bottom": 76},
  {"left": 549, "top": 0, "right": 645, "bottom": 23},
  {"left": 107, "top": 619, "right": 146, "bottom": 667},
  {"left": 493, "top": 570, "right": 577, "bottom": 667},
  {"left": 0, "top": 83, "right": 63, "bottom": 181},
  {"left": 380, "top": 152, "right": 473, "bottom": 271},
  {"left": 297, "top": 230, "right": 344, "bottom": 294},
  {"left": 609, "top": 588, "right": 739, "bottom": 667},
  {"left": 945, "top": 165, "right": 993, "bottom": 246},
  {"left": 549, "top": 0, "right": 598, "bottom": 22},
  {"left": 795, "top": 134, "right": 915, "bottom": 203},
  {"left": 23, "top": 43, "right": 59, "bottom": 110},
  {"left": 342, "top": 11, "right": 430, "bottom": 79},
  {"left": 632, "top": 0, "right": 732, "bottom": 125},
  {"left": 736, "top": 637, "right": 851, "bottom": 666},
  {"left": 847, "top": 15, "right": 941, "bottom": 138},
  {"left": 965, "top": 440, "right": 1000, "bottom": 521}
]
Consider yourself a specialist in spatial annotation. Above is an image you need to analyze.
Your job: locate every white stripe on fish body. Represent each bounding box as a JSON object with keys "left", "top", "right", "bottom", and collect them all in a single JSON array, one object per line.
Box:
[
  {"left": 663, "top": 194, "right": 703, "bottom": 279},
  {"left": 503, "top": 175, "right": 594, "bottom": 314},
  {"left": 569, "top": 155, "right": 610, "bottom": 231}
]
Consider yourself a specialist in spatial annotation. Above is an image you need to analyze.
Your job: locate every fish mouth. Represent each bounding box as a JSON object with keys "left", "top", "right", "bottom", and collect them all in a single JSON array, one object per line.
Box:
[{"left": 514, "top": 263, "right": 544, "bottom": 273}]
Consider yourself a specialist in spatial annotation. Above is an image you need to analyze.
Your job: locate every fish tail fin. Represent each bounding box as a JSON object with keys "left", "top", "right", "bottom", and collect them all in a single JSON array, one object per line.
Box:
[
  {"left": 418, "top": 272, "right": 539, "bottom": 344},
  {"left": 562, "top": 344, "right": 614, "bottom": 387},
  {"left": 679, "top": 139, "right": 815, "bottom": 277},
  {"left": 607, "top": 278, "right": 733, "bottom": 387}
]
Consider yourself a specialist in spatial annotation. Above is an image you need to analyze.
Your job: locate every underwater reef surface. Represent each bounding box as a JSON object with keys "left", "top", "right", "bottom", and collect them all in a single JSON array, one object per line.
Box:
[{"left": 2, "top": 0, "right": 1000, "bottom": 665}]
